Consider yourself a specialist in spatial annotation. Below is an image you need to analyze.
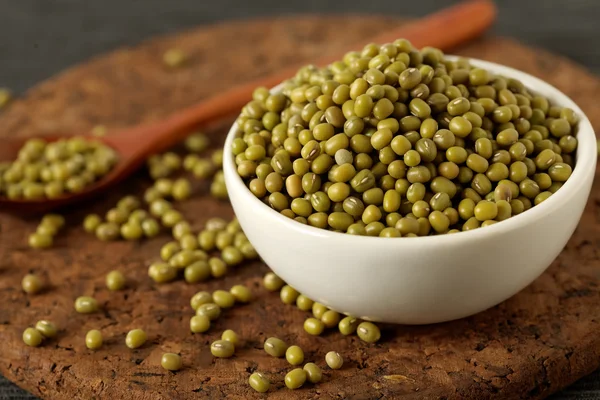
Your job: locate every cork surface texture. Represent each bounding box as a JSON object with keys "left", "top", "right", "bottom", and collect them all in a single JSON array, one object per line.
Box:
[{"left": 0, "top": 15, "right": 599, "bottom": 400}]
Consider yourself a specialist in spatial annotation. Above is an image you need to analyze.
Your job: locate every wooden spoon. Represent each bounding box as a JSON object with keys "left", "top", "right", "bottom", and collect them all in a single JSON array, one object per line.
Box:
[{"left": 0, "top": 0, "right": 496, "bottom": 214}]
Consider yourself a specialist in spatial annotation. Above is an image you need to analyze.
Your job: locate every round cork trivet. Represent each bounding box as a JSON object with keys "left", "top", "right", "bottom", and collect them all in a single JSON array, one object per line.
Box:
[{"left": 0, "top": 15, "right": 599, "bottom": 400}]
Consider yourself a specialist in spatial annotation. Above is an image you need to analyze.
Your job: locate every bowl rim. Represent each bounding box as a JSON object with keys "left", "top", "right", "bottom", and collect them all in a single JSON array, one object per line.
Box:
[{"left": 223, "top": 55, "right": 597, "bottom": 245}]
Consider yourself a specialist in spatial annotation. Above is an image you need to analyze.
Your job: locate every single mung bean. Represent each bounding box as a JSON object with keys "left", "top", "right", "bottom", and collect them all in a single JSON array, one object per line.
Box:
[
  {"left": 264, "top": 272, "right": 285, "bottom": 291},
  {"left": 83, "top": 214, "right": 102, "bottom": 233},
  {"left": 21, "top": 273, "right": 43, "bottom": 294},
  {"left": 264, "top": 337, "right": 288, "bottom": 357},
  {"left": 161, "top": 353, "right": 182, "bottom": 371},
  {"left": 172, "top": 178, "right": 192, "bottom": 201},
  {"left": 179, "top": 233, "right": 198, "bottom": 250},
  {"left": 106, "top": 270, "right": 126, "bottom": 290},
  {"left": 190, "top": 315, "right": 211, "bottom": 333},
  {"left": 339, "top": 316, "right": 360, "bottom": 335},
  {"left": 74, "top": 296, "right": 99, "bottom": 313},
  {"left": 230, "top": 285, "right": 252, "bottom": 303},
  {"left": 161, "top": 209, "right": 183, "bottom": 227},
  {"left": 106, "top": 208, "right": 129, "bottom": 225},
  {"left": 321, "top": 310, "right": 341, "bottom": 328},
  {"left": 184, "top": 261, "right": 211, "bottom": 283},
  {"left": 280, "top": 285, "right": 300, "bottom": 305},
  {"left": 325, "top": 351, "right": 344, "bottom": 369},
  {"left": 295, "top": 294, "right": 314, "bottom": 311},
  {"left": 286, "top": 345, "right": 305, "bottom": 366},
  {"left": 117, "top": 196, "right": 140, "bottom": 213},
  {"left": 474, "top": 200, "right": 498, "bottom": 221},
  {"left": 160, "top": 241, "right": 181, "bottom": 261},
  {"left": 35, "top": 320, "right": 57, "bottom": 339},
  {"left": 149, "top": 199, "right": 173, "bottom": 218},
  {"left": 212, "top": 290, "right": 235, "bottom": 309},
  {"left": 125, "top": 329, "right": 147, "bottom": 349},
  {"left": 221, "top": 329, "right": 239, "bottom": 346},
  {"left": 304, "top": 317, "right": 325, "bottom": 335},
  {"left": 249, "top": 372, "right": 271, "bottom": 393},
  {"left": 196, "top": 303, "right": 221, "bottom": 320},
  {"left": 121, "top": 222, "right": 143, "bottom": 240},
  {"left": 190, "top": 291, "right": 213, "bottom": 310},
  {"left": 197, "top": 230, "right": 216, "bottom": 251},
  {"left": 148, "top": 262, "right": 177, "bottom": 283},
  {"left": 303, "top": 363, "right": 323, "bottom": 384},
  {"left": 548, "top": 162, "right": 572, "bottom": 182},
  {"left": 23, "top": 327, "right": 44, "bottom": 347},
  {"left": 85, "top": 330, "right": 103, "bottom": 350},
  {"left": 128, "top": 209, "right": 148, "bottom": 224},
  {"left": 28, "top": 232, "right": 53, "bottom": 249},
  {"left": 170, "top": 249, "right": 201, "bottom": 268},
  {"left": 221, "top": 246, "right": 244, "bottom": 266},
  {"left": 285, "top": 368, "right": 307, "bottom": 389},
  {"left": 211, "top": 340, "right": 235, "bottom": 358},
  {"left": 357, "top": 321, "right": 381, "bottom": 343},
  {"left": 239, "top": 241, "right": 258, "bottom": 259}
]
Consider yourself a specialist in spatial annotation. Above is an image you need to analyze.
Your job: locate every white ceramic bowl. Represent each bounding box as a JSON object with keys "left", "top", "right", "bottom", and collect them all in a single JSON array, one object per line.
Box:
[{"left": 223, "top": 56, "right": 597, "bottom": 324}]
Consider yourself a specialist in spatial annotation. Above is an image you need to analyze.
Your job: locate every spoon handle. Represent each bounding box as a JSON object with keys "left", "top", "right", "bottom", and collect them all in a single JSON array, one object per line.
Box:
[{"left": 108, "top": 0, "right": 496, "bottom": 160}]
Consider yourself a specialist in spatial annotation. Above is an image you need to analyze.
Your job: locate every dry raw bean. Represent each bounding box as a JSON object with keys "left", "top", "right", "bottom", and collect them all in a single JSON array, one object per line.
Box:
[{"left": 232, "top": 41, "right": 579, "bottom": 237}]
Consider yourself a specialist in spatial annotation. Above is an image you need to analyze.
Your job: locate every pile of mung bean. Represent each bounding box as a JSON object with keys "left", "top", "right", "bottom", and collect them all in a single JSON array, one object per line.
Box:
[
  {"left": 263, "top": 271, "right": 382, "bottom": 343},
  {"left": 77, "top": 131, "right": 226, "bottom": 244},
  {"left": 29, "top": 214, "right": 65, "bottom": 249},
  {"left": 0, "top": 137, "right": 118, "bottom": 200},
  {"left": 232, "top": 40, "right": 578, "bottom": 236},
  {"left": 149, "top": 216, "right": 259, "bottom": 284},
  {"left": 83, "top": 195, "right": 161, "bottom": 241},
  {"left": 22, "top": 320, "right": 58, "bottom": 347},
  {"left": 252, "top": 337, "right": 341, "bottom": 391},
  {"left": 190, "top": 285, "right": 252, "bottom": 335}
]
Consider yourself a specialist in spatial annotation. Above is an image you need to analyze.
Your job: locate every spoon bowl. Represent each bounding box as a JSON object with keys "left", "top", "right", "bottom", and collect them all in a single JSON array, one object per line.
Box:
[
  {"left": 224, "top": 56, "right": 597, "bottom": 324},
  {"left": 0, "top": 93, "right": 246, "bottom": 214},
  {"left": 0, "top": 134, "right": 136, "bottom": 213}
]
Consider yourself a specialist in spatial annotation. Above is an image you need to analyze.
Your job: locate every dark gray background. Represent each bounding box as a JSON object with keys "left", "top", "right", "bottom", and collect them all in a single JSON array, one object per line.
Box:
[{"left": 1, "top": 0, "right": 599, "bottom": 399}]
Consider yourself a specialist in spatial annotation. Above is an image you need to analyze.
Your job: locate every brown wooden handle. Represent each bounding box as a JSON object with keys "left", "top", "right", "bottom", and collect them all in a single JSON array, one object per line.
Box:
[{"left": 115, "top": 0, "right": 497, "bottom": 158}]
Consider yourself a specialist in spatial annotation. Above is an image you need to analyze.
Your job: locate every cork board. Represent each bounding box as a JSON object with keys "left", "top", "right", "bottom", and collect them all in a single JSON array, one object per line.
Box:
[{"left": 0, "top": 15, "right": 599, "bottom": 400}]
